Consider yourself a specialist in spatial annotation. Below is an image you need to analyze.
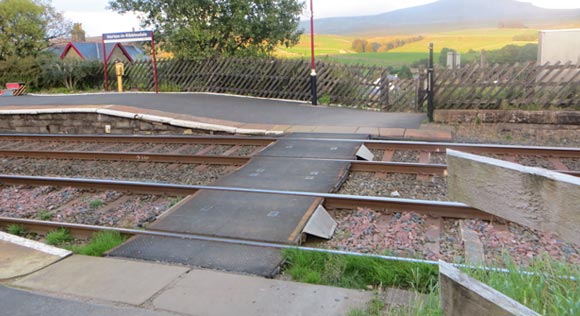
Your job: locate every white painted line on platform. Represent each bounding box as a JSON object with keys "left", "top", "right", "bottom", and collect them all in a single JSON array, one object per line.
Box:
[
  {"left": 28, "top": 91, "right": 309, "bottom": 104},
  {"left": 0, "top": 107, "right": 281, "bottom": 135},
  {"left": 0, "top": 231, "right": 71, "bottom": 258}
]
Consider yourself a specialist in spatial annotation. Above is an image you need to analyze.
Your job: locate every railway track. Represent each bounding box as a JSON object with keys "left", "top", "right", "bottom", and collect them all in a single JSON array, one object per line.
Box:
[
  {"left": 0, "top": 134, "right": 579, "bottom": 176},
  {"left": 1, "top": 134, "right": 579, "bottom": 267}
]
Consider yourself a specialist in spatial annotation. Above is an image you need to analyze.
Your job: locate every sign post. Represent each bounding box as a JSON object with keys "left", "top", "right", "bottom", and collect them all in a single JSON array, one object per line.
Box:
[{"left": 102, "top": 31, "right": 159, "bottom": 94}]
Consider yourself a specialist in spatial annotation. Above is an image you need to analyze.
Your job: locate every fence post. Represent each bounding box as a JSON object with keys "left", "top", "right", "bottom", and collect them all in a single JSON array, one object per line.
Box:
[
  {"left": 380, "top": 69, "right": 389, "bottom": 110},
  {"left": 428, "top": 42, "right": 435, "bottom": 122}
]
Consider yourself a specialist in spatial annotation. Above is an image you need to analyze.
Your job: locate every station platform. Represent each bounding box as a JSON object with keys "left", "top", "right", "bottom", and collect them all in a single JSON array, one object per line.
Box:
[{"left": 0, "top": 93, "right": 452, "bottom": 141}]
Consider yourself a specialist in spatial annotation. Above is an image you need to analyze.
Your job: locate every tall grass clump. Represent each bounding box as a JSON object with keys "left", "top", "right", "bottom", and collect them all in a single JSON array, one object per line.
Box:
[
  {"left": 282, "top": 248, "right": 438, "bottom": 293},
  {"left": 69, "top": 231, "right": 127, "bottom": 256}
]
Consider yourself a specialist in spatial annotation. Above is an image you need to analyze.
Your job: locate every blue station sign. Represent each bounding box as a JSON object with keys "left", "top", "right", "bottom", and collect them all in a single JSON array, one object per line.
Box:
[{"left": 102, "top": 31, "right": 153, "bottom": 43}]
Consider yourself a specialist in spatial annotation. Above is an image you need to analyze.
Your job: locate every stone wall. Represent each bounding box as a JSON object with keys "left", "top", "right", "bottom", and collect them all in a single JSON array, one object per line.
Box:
[
  {"left": 435, "top": 110, "right": 580, "bottom": 125},
  {"left": 0, "top": 113, "right": 222, "bottom": 135}
]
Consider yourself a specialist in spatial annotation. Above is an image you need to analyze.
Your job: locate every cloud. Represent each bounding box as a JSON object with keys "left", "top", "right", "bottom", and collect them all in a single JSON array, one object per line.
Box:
[{"left": 63, "top": 11, "right": 142, "bottom": 37}]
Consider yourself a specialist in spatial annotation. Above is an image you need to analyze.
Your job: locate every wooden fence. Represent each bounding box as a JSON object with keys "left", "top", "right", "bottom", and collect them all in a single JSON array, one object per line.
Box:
[
  {"left": 105, "top": 58, "right": 419, "bottom": 112},
  {"left": 97, "top": 58, "right": 580, "bottom": 112},
  {"left": 433, "top": 62, "right": 580, "bottom": 109}
]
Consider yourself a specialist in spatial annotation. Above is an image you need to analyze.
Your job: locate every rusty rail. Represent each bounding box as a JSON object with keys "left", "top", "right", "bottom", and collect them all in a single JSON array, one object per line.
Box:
[{"left": 0, "top": 175, "right": 488, "bottom": 219}]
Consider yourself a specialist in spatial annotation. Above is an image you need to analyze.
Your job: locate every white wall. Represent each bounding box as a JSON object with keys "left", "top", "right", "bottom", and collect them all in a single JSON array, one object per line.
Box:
[{"left": 538, "top": 29, "right": 580, "bottom": 65}]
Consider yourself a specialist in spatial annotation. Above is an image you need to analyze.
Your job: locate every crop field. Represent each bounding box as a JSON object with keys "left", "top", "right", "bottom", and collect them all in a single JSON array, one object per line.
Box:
[
  {"left": 386, "top": 28, "right": 538, "bottom": 53},
  {"left": 277, "top": 27, "right": 543, "bottom": 66}
]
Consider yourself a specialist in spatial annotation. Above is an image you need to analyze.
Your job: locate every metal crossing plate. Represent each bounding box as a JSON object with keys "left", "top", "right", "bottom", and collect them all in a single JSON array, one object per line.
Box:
[
  {"left": 150, "top": 192, "right": 321, "bottom": 244},
  {"left": 108, "top": 235, "right": 283, "bottom": 277},
  {"left": 259, "top": 139, "right": 362, "bottom": 159},
  {"left": 215, "top": 157, "right": 350, "bottom": 192}
]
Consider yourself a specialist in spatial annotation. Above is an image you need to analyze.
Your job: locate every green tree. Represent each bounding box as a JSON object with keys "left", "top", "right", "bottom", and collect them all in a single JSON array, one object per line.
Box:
[
  {"left": 108, "top": 0, "right": 304, "bottom": 58},
  {"left": 71, "top": 23, "right": 86, "bottom": 41},
  {"left": 0, "top": 0, "right": 70, "bottom": 61}
]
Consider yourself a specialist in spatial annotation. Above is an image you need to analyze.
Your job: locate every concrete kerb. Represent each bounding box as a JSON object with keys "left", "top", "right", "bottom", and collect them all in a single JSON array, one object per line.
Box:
[
  {"left": 0, "top": 107, "right": 282, "bottom": 136},
  {"left": 0, "top": 232, "right": 71, "bottom": 258}
]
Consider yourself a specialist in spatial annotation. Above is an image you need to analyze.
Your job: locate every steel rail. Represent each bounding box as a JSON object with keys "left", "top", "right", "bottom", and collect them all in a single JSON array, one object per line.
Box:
[
  {"left": 0, "top": 150, "right": 249, "bottom": 165},
  {"left": 1, "top": 133, "right": 579, "bottom": 157},
  {"left": 3, "top": 216, "right": 572, "bottom": 280},
  {"left": 0, "top": 133, "right": 276, "bottom": 146},
  {"left": 1, "top": 149, "right": 578, "bottom": 177},
  {"left": 0, "top": 216, "right": 439, "bottom": 266},
  {"left": 0, "top": 175, "right": 488, "bottom": 219}
]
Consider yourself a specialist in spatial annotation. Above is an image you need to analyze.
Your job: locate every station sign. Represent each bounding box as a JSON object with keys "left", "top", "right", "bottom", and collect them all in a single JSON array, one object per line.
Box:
[{"left": 103, "top": 31, "right": 154, "bottom": 43}]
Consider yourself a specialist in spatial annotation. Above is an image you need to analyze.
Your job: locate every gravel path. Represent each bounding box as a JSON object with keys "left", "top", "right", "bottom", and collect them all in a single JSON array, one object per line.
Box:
[
  {"left": 338, "top": 172, "right": 448, "bottom": 201},
  {"left": 0, "top": 158, "right": 232, "bottom": 185}
]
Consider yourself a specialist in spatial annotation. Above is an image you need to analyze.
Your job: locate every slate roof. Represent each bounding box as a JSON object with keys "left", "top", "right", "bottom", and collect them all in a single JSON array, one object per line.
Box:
[{"left": 50, "top": 42, "right": 149, "bottom": 62}]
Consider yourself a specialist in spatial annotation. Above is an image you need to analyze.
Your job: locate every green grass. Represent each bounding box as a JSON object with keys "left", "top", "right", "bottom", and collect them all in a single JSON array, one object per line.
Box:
[
  {"left": 6, "top": 224, "right": 26, "bottom": 236},
  {"left": 283, "top": 249, "right": 579, "bottom": 316},
  {"left": 348, "top": 297, "right": 385, "bottom": 316},
  {"left": 45, "top": 228, "right": 73, "bottom": 246},
  {"left": 68, "top": 231, "right": 127, "bottom": 256},
  {"left": 275, "top": 34, "right": 355, "bottom": 57},
  {"left": 89, "top": 199, "right": 104, "bottom": 209},
  {"left": 323, "top": 52, "right": 435, "bottom": 66},
  {"left": 465, "top": 257, "right": 580, "bottom": 316},
  {"left": 36, "top": 209, "right": 52, "bottom": 221},
  {"left": 282, "top": 249, "right": 438, "bottom": 293}
]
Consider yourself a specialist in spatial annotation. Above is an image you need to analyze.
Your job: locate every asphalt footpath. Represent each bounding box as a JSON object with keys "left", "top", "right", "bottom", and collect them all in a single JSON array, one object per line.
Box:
[{"left": 0, "top": 93, "right": 426, "bottom": 128}]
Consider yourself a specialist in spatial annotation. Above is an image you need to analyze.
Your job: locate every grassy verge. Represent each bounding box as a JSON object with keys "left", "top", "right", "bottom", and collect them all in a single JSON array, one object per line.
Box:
[
  {"left": 465, "top": 257, "right": 580, "bottom": 316},
  {"left": 283, "top": 249, "right": 579, "bottom": 316},
  {"left": 68, "top": 231, "right": 127, "bottom": 256},
  {"left": 35, "top": 228, "right": 127, "bottom": 257},
  {"left": 282, "top": 249, "right": 438, "bottom": 293}
]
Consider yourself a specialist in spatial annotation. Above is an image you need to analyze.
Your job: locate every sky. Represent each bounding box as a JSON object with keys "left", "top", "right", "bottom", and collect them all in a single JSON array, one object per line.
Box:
[{"left": 52, "top": 0, "right": 580, "bottom": 37}]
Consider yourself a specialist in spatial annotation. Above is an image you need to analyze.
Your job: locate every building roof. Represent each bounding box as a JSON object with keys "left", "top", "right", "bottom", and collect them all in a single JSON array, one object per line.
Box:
[{"left": 50, "top": 42, "right": 149, "bottom": 62}]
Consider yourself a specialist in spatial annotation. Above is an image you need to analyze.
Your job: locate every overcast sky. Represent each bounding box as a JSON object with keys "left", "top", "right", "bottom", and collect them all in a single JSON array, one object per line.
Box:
[{"left": 51, "top": 0, "right": 580, "bottom": 37}]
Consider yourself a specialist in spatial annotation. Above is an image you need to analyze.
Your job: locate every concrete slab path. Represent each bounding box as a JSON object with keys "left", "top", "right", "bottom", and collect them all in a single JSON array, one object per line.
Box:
[
  {"left": 9, "top": 255, "right": 372, "bottom": 316},
  {"left": 12, "top": 255, "right": 189, "bottom": 306},
  {"left": 0, "top": 93, "right": 426, "bottom": 128},
  {"left": 0, "top": 286, "right": 178, "bottom": 316},
  {"left": 152, "top": 269, "right": 371, "bottom": 316}
]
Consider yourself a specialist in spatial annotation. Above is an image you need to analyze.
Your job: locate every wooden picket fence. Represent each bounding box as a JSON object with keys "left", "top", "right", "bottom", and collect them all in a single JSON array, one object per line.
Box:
[
  {"left": 433, "top": 61, "right": 580, "bottom": 109},
  {"left": 98, "top": 58, "right": 580, "bottom": 112},
  {"left": 106, "top": 57, "right": 419, "bottom": 112}
]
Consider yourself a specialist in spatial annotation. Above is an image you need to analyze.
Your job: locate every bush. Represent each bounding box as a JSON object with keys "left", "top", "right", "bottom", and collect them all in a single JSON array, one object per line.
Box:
[
  {"left": 41, "top": 59, "right": 103, "bottom": 90},
  {"left": 0, "top": 55, "right": 45, "bottom": 90}
]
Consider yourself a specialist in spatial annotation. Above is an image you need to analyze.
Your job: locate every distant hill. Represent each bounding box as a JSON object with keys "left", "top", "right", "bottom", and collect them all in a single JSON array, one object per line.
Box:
[{"left": 302, "top": 0, "right": 580, "bottom": 35}]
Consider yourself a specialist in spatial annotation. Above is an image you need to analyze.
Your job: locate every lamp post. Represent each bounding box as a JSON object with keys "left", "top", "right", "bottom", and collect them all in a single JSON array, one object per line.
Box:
[{"left": 309, "top": 0, "right": 318, "bottom": 105}]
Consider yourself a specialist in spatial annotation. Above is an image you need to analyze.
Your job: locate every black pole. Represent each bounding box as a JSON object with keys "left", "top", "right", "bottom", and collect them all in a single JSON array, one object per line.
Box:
[
  {"left": 427, "top": 42, "right": 435, "bottom": 123},
  {"left": 311, "top": 70, "right": 318, "bottom": 106}
]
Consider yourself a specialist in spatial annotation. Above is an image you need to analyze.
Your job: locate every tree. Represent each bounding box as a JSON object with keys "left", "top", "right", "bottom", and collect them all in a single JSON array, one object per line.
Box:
[
  {"left": 108, "top": 0, "right": 304, "bottom": 58},
  {"left": 351, "top": 39, "right": 368, "bottom": 53},
  {"left": 0, "top": 0, "right": 71, "bottom": 61},
  {"left": 71, "top": 23, "right": 86, "bottom": 42}
]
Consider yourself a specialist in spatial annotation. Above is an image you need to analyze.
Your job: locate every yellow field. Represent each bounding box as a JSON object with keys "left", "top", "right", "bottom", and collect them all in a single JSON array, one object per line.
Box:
[
  {"left": 386, "top": 28, "right": 538, "bottom": 53},
  {"left": 276, "top": 27, "right": 547, "bottom": 58}
]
